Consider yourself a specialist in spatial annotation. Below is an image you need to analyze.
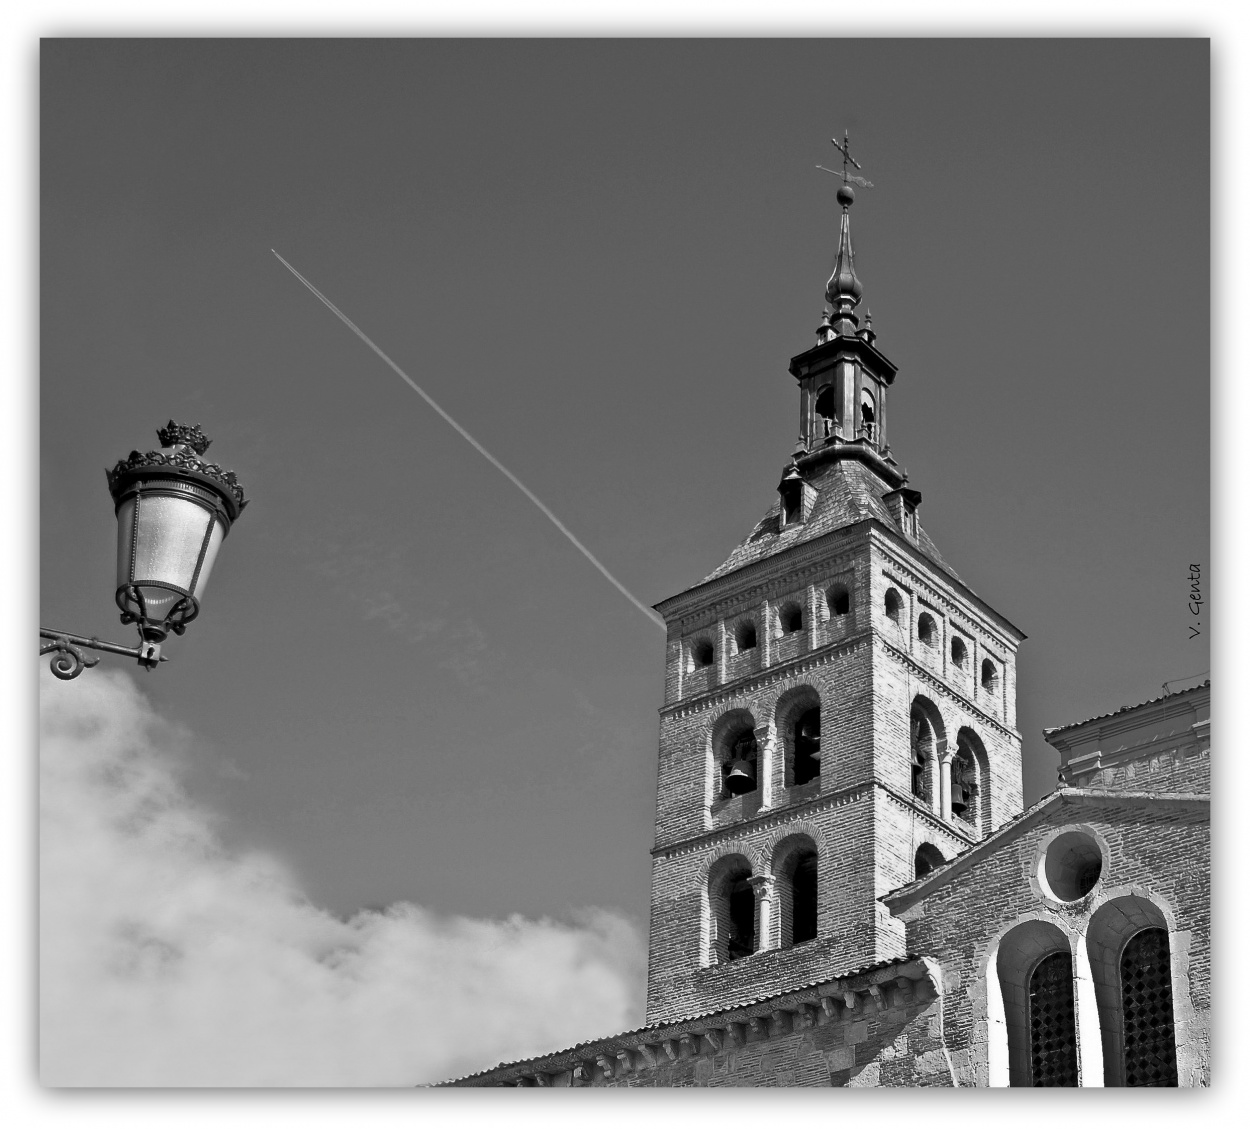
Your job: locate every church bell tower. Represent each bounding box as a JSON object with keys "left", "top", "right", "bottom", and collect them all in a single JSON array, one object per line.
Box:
[{"left": 645, "top": 139, "right": 1026, "bottom": 1026}]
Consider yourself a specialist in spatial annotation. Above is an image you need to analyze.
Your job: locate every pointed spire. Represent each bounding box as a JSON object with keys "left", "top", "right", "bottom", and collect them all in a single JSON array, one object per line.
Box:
[{"left": 825, "top": 182, "right": 863, "bottom": 335}]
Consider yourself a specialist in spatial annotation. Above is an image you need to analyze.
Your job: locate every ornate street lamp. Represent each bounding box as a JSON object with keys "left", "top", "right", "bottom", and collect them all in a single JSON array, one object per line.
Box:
[{"left": 40, "top": 421, "right": 248, "bottom": 680}]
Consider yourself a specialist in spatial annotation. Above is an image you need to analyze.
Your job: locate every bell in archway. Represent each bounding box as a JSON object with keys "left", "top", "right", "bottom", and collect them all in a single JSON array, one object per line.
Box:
[{"left": 725, "top": 759, "right": 757, "bottom": 794}]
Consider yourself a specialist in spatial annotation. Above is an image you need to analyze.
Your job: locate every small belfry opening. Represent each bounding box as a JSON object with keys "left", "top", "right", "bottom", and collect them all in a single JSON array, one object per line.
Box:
[
  {"left": 982, "top": 658, "right": 999, "bottom": 694},
  {"left": 914, "top": 842, "right": 945, "bottom": 879},
  {"left": 690, "top": 638, "right": 714, "bottom": 670},
  {"left": 779, "top": 601, "right": 804, "bottom": 634},
  {"left": 827, "top": 582, "right": 850, "bottom": 617},
  {"left": 917, "top": 611, "right": 937, "bottom": 647},
  {"left": 859, "top": 387, "right": 876, "bottom": 442},
  {"left": 884, "top": 587, "right": 902, "bottom": 623},
  {"left": 951, "top": 636, "right": 967, "bottom": 668},
  {"left": 733, "top": 618, "right": 757, "bottom": 652},
  {"left": 814, "top": 385, "right": 839, "bottom": 440}
]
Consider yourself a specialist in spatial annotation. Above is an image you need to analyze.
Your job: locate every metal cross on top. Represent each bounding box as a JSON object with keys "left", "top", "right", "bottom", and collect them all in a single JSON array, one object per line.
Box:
[{"left": 817, "top": 130, "right": 874, "bottom": 189}]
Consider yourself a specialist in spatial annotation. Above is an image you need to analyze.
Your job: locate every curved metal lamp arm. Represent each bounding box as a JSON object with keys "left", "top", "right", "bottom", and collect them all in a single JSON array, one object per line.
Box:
[{"left": 39, "top": 628, "right": 166, "bottom": 681}]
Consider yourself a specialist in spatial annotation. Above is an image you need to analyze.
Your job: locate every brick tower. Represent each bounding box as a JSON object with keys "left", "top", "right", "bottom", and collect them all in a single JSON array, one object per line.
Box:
[{"left": 646, "top": 163, "right": 1026, "bottom": 1025}]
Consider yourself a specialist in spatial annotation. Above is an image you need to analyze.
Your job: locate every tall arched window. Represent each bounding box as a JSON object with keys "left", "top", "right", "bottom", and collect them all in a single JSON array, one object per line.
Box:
[
  {"left": 721, "top": 727, "right": 759, "bottom": 797},
  {"left": 909, "top": 700, "right": 944, "bottom": 807},
  {"left": 1087, "top": 895, "right": 1177, "bottom": 1086},
  {"left": 725, "top": 875, "right": 756, "bottom": 960},
  {"left": 1120, "top": 929, "right": 1178, "bottom": 1086},
  {"left": 706, "top": 855, "right": 756, "bottom": 964},
  {"left": 992, "top": 919, "right": 1075, "bottom": 1086},
  {"left": 1028, "top": 951, "right": 1080, "bottom": 1086},
  {"left": 774, "top": 836, "right": 819, "bottom": 949},
  {"left": 827, "top": 582, "right": 850, "bottom": 618},
  {"left": 793, "top": 706, "right": 821, "bottom": 786}
]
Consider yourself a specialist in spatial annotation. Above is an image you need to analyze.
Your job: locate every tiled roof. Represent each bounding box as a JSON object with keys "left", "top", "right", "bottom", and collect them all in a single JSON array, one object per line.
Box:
[
  {"left": 437, "top": 954, "right": 920, "bottom": 1086},
  {"left": 1043, "top": 679, "right": 1210, "bottom": 738},
  {"left": 701, "top": 459, "right": 958, "bottom": 584}
]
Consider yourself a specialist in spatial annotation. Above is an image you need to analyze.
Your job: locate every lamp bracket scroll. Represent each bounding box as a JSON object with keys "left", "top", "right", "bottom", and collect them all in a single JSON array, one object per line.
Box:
[{"left": 39, "top": 629, "right": 167, "bottom": 681}]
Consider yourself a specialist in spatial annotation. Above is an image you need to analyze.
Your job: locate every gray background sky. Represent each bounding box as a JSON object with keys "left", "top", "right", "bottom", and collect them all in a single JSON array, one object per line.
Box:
[{"left": 41, "top": 38, "right": 1208, "bottom": 933}]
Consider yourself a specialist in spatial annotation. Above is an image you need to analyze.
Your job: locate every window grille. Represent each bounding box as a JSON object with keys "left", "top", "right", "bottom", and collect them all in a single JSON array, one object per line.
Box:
[
  {"left": 1029, "top": 951, "right": 1079, "bottom": 1086},
  {"left": 1121, "top": 929, "right": 1178, "bottom": 1087}
]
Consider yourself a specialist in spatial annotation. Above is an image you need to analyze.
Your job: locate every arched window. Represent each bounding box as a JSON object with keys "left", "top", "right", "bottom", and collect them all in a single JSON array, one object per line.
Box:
[
  {"left": 792, "top": 706, "right": 821, "bottom": 786},
  {"left": 720, "top": 725, "right": 759, "bottom": 798},
  {"left": 790, "top": 853, "right": 818, "bottom": 946},
  {"left": 1087, "top": 898, "right": 1178, "bottom": 1087},
  {"left": 706, "top": 855, "right": 756, "bottom": 964},
  {"left": 950, "top": 733, "right": 980, "bottom": 822},
  {"left": 1028, "top": 951, "right": 1080, "bottom": 1086},
  {"left": 860, "top": 387, "right": 876, "bottom": 441},
  {"left": 733, "top": 618, "right": 757, "bottom": 652},
  {"left": 814, "top": 385, "right": 839, "bottom": 440},
  {"left": 884, "top": 587, "right": 902, "bottom": 623},
  {"left": 917, "top": 612, "right": 937, "bottom": 647},
  {"left": 827, "top": 582, "right": 850, "bottom": 617},
  {"left": 914, "top": 842, "right": 945, "bottom": 879},
  {"left": 1120, "top": 929, "right": 1178, "bottom": 1086},
  {"left": 690, "top": 638, "right": 714, "bottom": 670},
  {"left": 982, "top": 658, "right": 999, "bottom": 695},
  {"left": 992, "top": 920, "right": 1075, "bottom": 1086},
  {"left": 774, "top": 837, "right": 818, "bottom": 949},
  {"left": 951, "top": 637, "right": 967, "bottom": 668},
  {"left": 779, "top": 601, "right": 804, "bottom": 634},
  {"left": 910, "top": 705, "right": 939, "bottom": 805}
]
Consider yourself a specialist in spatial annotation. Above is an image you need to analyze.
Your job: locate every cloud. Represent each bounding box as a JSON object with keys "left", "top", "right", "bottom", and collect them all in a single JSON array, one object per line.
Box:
[{"left": 39, "top": 669, "right": 646, "bottom": 1087}]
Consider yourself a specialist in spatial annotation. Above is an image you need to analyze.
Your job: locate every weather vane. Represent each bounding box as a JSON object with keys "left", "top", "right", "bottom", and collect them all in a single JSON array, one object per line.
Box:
[{"left": 817, "top": 130, "right": 874, "bottom": 189}]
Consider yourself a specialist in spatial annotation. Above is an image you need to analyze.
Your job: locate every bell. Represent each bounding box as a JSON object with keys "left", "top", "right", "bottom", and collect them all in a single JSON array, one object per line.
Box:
[
  {"left": 950, "top": 782, "right": 968, "bottom": 815},
  {"left": 725, "top": 760, "right": 757, "bottom": 794}
]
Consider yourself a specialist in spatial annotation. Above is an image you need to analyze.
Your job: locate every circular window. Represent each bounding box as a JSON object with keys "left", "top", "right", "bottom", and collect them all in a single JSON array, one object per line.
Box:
[{"left": 1041, "top": 830, "right": 1103, "bottom": 902}]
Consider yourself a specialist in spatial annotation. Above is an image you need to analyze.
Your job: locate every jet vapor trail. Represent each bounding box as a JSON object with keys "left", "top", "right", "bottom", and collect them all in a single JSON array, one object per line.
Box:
[{"left": 271, "top": 249, "right": 666, "bottom": 632}]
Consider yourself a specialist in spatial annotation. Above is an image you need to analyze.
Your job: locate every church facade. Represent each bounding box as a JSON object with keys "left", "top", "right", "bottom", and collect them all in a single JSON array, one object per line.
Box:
[{"left": 443, "top": 168, "right": 1210, "bottom": 1089}]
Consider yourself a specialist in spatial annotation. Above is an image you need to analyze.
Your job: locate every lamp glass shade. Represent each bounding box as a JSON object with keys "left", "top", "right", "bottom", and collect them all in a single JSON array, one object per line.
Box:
[{"left": 115, "top": 492, "right": 223, "bottom": 623}]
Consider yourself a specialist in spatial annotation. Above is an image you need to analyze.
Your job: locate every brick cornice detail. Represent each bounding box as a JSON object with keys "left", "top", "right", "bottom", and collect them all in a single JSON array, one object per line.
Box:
[
  {"left": 652, "top": 778, "right": 975, "bottom": 859},
  {"left": 879, "top": 635, "right": 1019, "bottom": 742},
  {"left": 439, "top": 959, "right": 935, "bottom": 1087},
  {"left": 661, "top": 632, "right": 871, "bottom": 719}
]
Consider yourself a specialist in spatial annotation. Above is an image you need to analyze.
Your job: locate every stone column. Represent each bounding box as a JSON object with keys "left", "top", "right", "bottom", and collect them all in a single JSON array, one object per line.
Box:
[
  {"left": 749, "top": 874, "right": 778, "bottom": 952},
  {"left": 940, "top": 758, "right": 952, "bottom": 821},
  {"left": 757, "top": 720, "right": 778, "bottom": 811}
]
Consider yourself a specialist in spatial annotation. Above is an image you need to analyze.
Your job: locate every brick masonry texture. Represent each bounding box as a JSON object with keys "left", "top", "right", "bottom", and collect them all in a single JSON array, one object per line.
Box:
[
  {"left": 440, "top": 362, "right": 1208, "bottom": 1086},
  {"left": 645, "top": 508, "right": 1025, "bottom": 1025}
]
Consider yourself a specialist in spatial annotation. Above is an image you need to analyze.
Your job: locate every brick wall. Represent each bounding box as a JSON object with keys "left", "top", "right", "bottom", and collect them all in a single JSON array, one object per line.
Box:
[{"left": 887, "top": 794, "right": 1210, "bottom": 1086}]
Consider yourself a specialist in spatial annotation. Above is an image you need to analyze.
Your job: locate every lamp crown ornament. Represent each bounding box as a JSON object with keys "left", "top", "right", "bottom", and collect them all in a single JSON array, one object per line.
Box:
[{"left": 157, "top": 420, "right": 212, "bottom": 455}]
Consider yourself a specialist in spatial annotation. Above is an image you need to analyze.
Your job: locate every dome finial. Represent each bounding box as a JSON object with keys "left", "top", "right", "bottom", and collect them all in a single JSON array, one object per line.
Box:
[{"left": 817, "top": 131, "right": 874, "bottom": 337}]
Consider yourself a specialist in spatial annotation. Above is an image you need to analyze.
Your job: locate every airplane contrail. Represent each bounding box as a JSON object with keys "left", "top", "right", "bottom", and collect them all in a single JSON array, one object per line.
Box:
[{"left": 271, "top": 249, "right": 666, "bottom": 633}]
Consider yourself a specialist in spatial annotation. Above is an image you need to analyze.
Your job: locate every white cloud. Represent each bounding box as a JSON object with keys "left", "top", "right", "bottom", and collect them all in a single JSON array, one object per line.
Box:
[{"left": 39, "top": 669, "right": 645, "bottom": 1087}]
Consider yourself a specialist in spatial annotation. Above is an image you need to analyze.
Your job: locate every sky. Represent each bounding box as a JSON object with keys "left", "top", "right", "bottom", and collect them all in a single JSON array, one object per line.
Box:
[{"left": 35, "top": 37, "right": 1210, "bottom": 1086}]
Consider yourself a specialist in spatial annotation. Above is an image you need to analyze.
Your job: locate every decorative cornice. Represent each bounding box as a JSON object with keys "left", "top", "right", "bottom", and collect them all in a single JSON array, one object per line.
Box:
[
  {"left": 872, "top": 530, "right": 1024, "bottom": 650},
  {"left": 438, "top": 958, "right": 933, "bottom": 1087},
  {"left": 878, "top": 634, "right": 1019, "bottom": 742},
  {"left": 662, "top": 632, "right": 871, "bottom": 719},
  {"left": 654, "top": 775, "right": 977, "bottom": 861},
  {"left": 106, "top": 448, "right": 248, "bottom": 514}
]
